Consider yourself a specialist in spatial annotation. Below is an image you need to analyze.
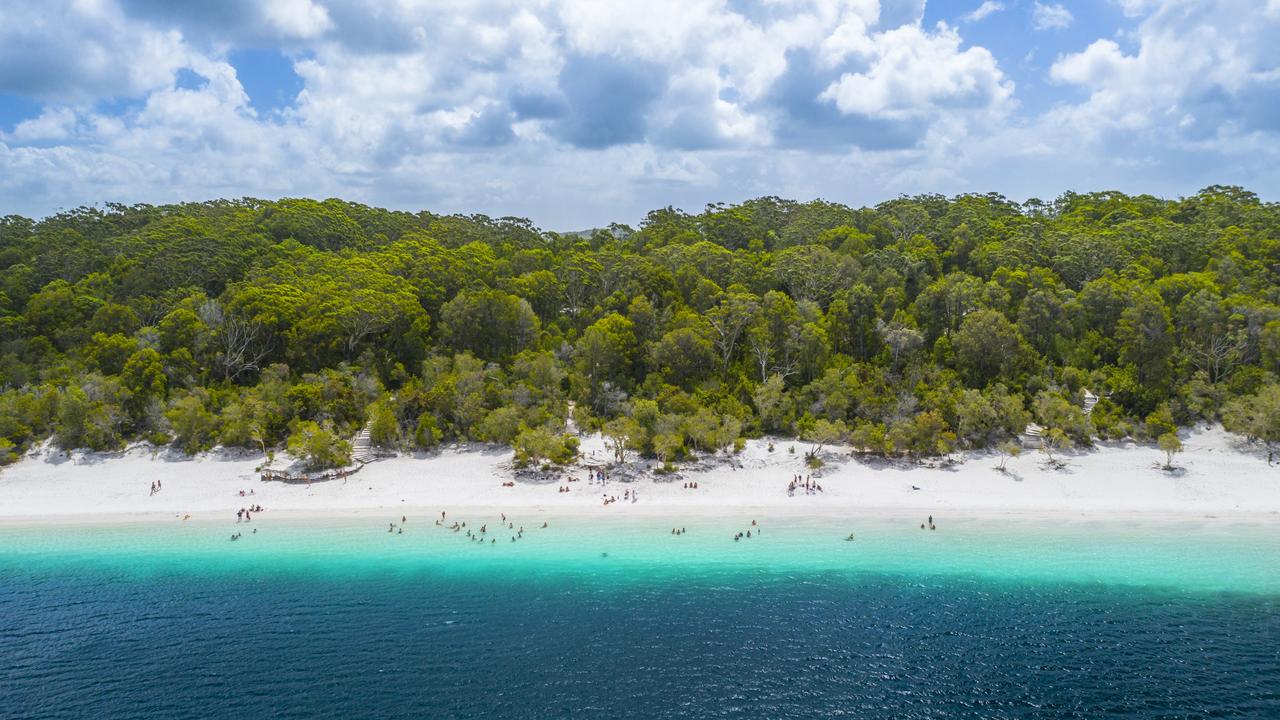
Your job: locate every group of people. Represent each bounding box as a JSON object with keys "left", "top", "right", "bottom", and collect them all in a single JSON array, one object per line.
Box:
[
  {"left": 670, "top": 527, "right": 687, "bottom": 535},
  {"left": 148, "top": 480, "right": 163, "bottom": 495},
  {"left": 431, "top": 510, "right": 548, "bottom": 545},
  {"left": 682, "top": 481, "right": 700, "bottom": 489},
  {"left": 787, "top": 474, "right": 823, "bottom": 496},
  {"left": 921, "top": 515, "right": 937, "bottom": 531},
  {"left": 236, "top": 505, "right": 262, "bottom": 522},
  {"left": 557, "top": 485, "right": 571, "bottom": 493},
  {"left": 733, "top": 519, "right": 761, "bottom": 541}
]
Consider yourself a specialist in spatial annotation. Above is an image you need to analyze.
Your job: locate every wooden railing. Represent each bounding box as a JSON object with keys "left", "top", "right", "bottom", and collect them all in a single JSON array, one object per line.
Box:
[{"left": 260, "top": 464, "right": 363, "bottom": 484}]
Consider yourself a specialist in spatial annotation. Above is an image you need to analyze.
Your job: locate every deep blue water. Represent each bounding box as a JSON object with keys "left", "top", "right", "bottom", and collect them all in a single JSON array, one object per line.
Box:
[{"left": 4, "top": 564, "right": 1278, "bottom": 719}]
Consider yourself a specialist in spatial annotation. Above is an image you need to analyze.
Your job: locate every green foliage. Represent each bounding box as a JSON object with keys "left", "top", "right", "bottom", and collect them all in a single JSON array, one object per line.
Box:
[
  {"left": 219, "top": 398, "right": 271, "bottom": 451},
  {"left": 1222, "top": 384, "right": 1280, "bottom": 452},
  {"left": 478, "top": 405, "right": 524, "bottom": 445},
  {"left": 575, "top": 313, "right": 637, "bottom": 412},
  {"left": 802, "top": 418, "right": 848, "bottom": 454},
  {"left": 1, "top": 190, "right": 1277, "bottom": 462},
  {"left": 955, "top": 385, "right": 1030, "bottom": 448},
  {"left": 1143, "top": 404, "right": 1177, "bottom": 440},
  {"left": 512, "top": 426, "right": 577, "bottom": 467},
  {"left": 851, "top": 422, "right": 892, "bottom": 457},
  {"left": 685, "top": 408, "right": 742, "bottom": 454},
  {"left": 1034, "top": 391, "right": 1092, "bottom": 445},
  {"left": 1118, "top": 292, "right": 1174, "bottom": 388},
  {"left": 603, "top": 416, "right": 639, "bottom": 463},
  {"left": 121, "top": 348, "right": 167, "bottom": 417},
  {"left": 752, "top": 373, "right": 794, "bottom": 433},
  {"left": 649, "top": 326, "right": 716, "bottom": 388},
  {"left": 413, "top": 412, "right": 443, "bottom": 450},
  {"left": 85, "top": 333, "right": 139, "bottom": 376},
  {"left": 952, "top": 309, "right": 1027, "bottom": 386},
  {"left": 165, "top": 394, "right": 218, "bottom": 454},
  {"left": 367, "top": 397, "right": 400, "bottom": 448},
  {"left": 287, "top": 421, "right": 352, "bottom": 471},
  {"left": 995, "top": 440, "right": 1021, "bottom": 471},
  {"left": 1157, "top": 432, "right": 1182, "bottom": 470},
  {"left": 890, "top": 411, "right": 957, "bottom": 459},
  {"left": 1040, "top": 427, "right": 1072, "bottom": 463},
  {"left": 440, "top": 288, "right": 538, "bottom": 362}
]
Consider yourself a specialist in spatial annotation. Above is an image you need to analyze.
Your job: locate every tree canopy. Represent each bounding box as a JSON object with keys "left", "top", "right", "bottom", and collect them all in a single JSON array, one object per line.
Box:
[{"left": 1, "top": 188, "right": 1278, "bottom": 466}]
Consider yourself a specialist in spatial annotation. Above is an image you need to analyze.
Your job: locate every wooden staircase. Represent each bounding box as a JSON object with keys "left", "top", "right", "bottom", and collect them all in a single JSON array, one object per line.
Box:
[
  {"left": 1082, "top": 389, "right": 1099, "bottom": 416},
  {"left": 351, "top": 423, "right": 375, "bottom": 464}
]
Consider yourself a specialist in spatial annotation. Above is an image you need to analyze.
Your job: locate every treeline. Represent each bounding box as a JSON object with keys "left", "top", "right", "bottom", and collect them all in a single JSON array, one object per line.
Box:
[{"left": 1, "top": 189, "right": 1279, "bottom": 470}]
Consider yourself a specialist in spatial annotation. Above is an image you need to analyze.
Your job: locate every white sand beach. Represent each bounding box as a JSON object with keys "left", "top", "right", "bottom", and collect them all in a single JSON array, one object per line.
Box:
[{"left": 1, "top": 425, "right": 1277, "bottom": 524}]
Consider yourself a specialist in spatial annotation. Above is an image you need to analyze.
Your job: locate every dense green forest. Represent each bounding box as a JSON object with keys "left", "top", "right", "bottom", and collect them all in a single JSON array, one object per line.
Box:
[{"left": 2, "top": 188, "right": 1279, "bottom": 470}]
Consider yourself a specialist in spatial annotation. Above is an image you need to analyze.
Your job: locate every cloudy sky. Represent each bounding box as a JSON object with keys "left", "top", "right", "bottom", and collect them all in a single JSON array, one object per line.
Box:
[{"left": 1, "top": 0, "right": 1278, "bottom": 228}]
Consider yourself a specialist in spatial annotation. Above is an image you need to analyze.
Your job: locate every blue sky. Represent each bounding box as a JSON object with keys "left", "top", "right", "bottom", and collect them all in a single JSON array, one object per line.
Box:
[{"left": 0, "top": 0, "right": 1277, "bottom": 228}]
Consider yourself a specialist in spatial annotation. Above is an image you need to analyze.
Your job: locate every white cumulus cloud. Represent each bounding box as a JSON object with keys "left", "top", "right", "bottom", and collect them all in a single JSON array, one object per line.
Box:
[
  {"left": 819, "top": 23, "right": 1013, "bottom": 120},
  {"left": 964, "top": 1, "right": 1005, "bottom": 22},
  {"left": 0, "top": 0, "right": 1276, "bottom": 228},
  {"left": 263, "top": 0, "right": 333, "bottom": 38},
  {"left": 1032, "top": 2, "right": 1073, "bottom": 30}
]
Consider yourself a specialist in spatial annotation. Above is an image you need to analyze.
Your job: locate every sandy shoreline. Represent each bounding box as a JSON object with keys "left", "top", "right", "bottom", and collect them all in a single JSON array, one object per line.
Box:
[
  {"left": 2, "top": 507, "right": 1277, "bottom": 530},
  {"left": 1, "top": 425, "right": 1277, "bottom": 527}
]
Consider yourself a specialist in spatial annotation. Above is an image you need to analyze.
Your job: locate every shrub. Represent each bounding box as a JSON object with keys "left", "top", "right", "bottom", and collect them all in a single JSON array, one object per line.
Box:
[{"left": 287, "top": 421, "right": 352, "bottom": 470}]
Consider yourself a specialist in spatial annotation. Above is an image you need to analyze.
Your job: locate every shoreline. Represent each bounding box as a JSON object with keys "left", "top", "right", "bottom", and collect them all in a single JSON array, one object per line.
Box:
[
  {"left": 2, "top": 505, "right": 1278, "bottom": 529},
  {"left": 2, "top": 424, "right": 1277, "bottom": 527}
]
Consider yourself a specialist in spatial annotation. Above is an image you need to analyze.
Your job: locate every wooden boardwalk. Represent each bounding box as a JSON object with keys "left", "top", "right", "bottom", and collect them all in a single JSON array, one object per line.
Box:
[{"left": 261, "top": 422, "right": 378, "bottom": 483}]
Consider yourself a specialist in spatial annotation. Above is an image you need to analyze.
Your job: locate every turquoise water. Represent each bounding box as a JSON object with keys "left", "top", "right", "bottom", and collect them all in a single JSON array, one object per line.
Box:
[
  {"left": 2, "top": 515, "right": 1278, "bottom": 718},
  {"left": 3, "top": 514, "right": 1278, "bottom": 593}
]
